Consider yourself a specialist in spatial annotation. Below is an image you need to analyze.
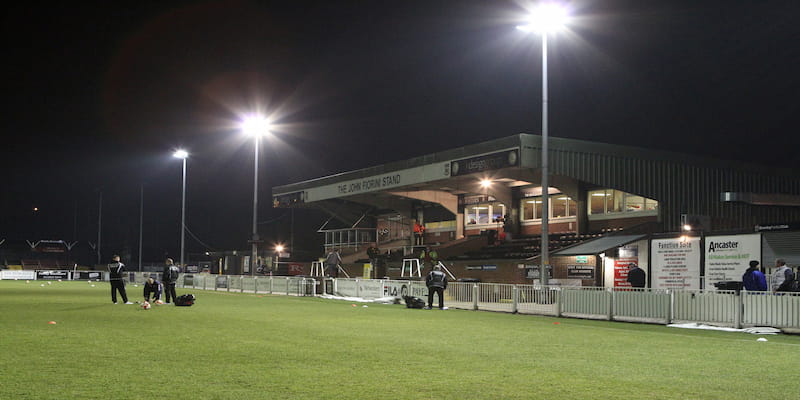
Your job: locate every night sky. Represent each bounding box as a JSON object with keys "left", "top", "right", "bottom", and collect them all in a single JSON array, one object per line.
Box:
[{"left": 3, "top": 0, "right": 799, "bottom": 262}]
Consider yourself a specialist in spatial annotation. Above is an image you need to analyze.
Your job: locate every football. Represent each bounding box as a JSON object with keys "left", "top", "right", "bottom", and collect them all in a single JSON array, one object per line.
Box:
[{"left": 142, "top": 301, "right": 151, "bottom": 310}]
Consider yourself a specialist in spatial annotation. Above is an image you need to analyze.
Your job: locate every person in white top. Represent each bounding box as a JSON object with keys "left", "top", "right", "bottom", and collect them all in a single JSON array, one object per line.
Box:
[{"left": 770, "top": 258, "right": 795, "bottom": 292}]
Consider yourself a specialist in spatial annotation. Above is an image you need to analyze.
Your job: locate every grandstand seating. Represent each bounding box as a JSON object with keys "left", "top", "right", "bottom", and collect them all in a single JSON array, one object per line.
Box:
[{"left": 447, "top": 229, "right": 620, "bottom": 261}]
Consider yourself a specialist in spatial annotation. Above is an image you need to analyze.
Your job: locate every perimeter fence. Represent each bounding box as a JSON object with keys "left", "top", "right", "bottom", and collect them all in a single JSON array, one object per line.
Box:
[
  {"left": 5, "top": 269, "right": 797, "bottom": 331},
  {"left": 161, "top": 273, "right": 799, "bottom": 331}
]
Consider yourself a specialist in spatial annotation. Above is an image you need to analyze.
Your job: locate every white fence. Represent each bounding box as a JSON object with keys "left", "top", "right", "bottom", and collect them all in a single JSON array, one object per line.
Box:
[{"left": 6, "top": 270, "right": 798, "bottom": 330}]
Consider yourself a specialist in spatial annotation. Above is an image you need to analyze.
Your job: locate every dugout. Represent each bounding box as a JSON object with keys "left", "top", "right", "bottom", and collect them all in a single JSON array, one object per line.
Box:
[{"left": 272, "top": 134, "right": 800, "bottom": 283}]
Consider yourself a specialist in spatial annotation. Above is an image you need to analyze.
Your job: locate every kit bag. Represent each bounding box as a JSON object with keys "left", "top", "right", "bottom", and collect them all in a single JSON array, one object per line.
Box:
[{"left": 175, "top": 294, "right": 196, "bottom": 306}]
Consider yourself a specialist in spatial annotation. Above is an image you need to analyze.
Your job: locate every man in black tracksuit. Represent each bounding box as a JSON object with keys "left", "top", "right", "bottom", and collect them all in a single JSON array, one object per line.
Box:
[
  {"left": 425, "top": 265, "right": 448, "bottom": 310},
  {"left": 108, "top": 255, "right": 131, "bottom": 304},
  {"left": 161, "top": 258, "right": 180, "bottom": 303},
  {"left": 143, "top": 276, "right": 163, "bottom": 303}
]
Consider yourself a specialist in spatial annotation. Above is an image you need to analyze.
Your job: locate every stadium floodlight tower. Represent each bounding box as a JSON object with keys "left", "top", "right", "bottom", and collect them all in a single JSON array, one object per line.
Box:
[
  {"left": 517, "top": 2, "right": 570, "bottom": 286},
  {"left": 241, "top": 115, "right": 272, "bottom": 275},
  {"left": 173, "top": 149, "right": 189, "bottom": 269}
]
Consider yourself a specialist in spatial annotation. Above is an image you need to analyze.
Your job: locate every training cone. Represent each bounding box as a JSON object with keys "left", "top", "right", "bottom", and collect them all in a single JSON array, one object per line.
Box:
[{"left": 48, "top": 321, "right": 57, "bottom": 325}]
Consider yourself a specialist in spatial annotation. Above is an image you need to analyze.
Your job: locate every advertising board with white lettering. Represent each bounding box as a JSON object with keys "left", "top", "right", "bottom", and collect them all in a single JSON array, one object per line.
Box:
[
  {"left": 1, "top": 270, "right": 36, "bottom": 280},
  {"left": 73, "top": 271, "right": 103, "bottom": 281},
  {"left": 651, "top": 237, "right": 701, "bottom": 289},
  {"left": 36, "top": 270, "right": 70, "bottom": 280},
  {"left": 704, "top": 233, "right": 760, "bottom": 290},
  {"left": 567, "top": 265, "right": 594, "bottom": 279},
  {"left": 613, "top": 245, "right": 639, "bottom": 287}
]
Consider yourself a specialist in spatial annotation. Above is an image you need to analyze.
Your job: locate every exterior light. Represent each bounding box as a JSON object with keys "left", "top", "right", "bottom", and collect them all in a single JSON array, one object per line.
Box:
[
  {"left": 173, "top": 149, "right": 188, "bottom": 159},
  {"left": 241, "top": 115, "right": 271, "bottom": 137},
  {"left": 517, "top": 3, "right": 569, "bottom": 34}
]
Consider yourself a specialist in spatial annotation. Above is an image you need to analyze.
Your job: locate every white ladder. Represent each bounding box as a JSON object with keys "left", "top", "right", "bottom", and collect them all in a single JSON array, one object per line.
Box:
[{"left": 401, "top": 258, "right": 422, "bottom": 277}]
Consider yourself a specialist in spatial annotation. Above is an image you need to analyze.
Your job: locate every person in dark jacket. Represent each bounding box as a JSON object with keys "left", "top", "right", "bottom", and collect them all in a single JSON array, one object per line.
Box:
[
  {"left": 325, "top": 248, "right": 342, "bottom": 278},
  {"left": 161, "top": 258, "right": 180, "bottom": 303},
  {"left": 366, "top": 243, "right": 382, "bottom": 278},
  {"left": 143, "top": 276, "right": 163, "bottom": 303},
  {"left": 107, "top": 255, "right": 131, "bottom": 304},
  {"left": 425, "top": 265, "right": 448, "bottom": 310},
  {"left": 742, "top": 260, "right": 768, "bottom": 291},
  {"left": 626, "top": 263, "right": 646, "bottom": 288}
]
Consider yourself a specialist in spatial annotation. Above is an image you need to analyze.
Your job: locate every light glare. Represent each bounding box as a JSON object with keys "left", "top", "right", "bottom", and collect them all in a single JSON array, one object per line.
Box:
[
  {"left": 241, "top": 115, "right": 271, "bottom": 137},
  {"left": 173, "top": 149, "right": 188, "bottom": 159},
  {"left": 518, "top": 2, "right": 569, "bottom": 34}
]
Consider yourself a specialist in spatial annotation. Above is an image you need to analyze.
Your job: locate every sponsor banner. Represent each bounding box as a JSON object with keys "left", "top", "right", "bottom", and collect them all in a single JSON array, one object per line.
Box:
[
  {"left": 2, "top": 270, "right": 36, "bottom": 280},
  {"left": 567, "top": 265, "right": 594, "bottom": 279},
  {"left": 705, "top": 233, "right": 760, "bottom": 290},
  {"left": 334, "top": 279, "right": 427, "bottom": 299},
  {"left": 287, "top": 263, "right": 304, "bottom": 275},
  {"left": 613, "top": 245, "right": 639, "bottom": 287},
  {"left": 651, "top": 237, "right": 701, "bottom": 290},
  {"left": 36, "top": 270, "right": 70, "bottom": 280},
  {"left": 466, "top": 264, "right": 497, "bottom": 271},
  {"left": 754, "top": 222, "right": 800, "bottom": 232},
  {"left": 73, "top": 271, "right": 103, "bottom": 281},
  {"left": 450, "top": 149, "right": 519, "bottom": 177}
]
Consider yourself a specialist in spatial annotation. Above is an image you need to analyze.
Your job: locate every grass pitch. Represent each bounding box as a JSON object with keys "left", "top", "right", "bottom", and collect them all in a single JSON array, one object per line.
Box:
[{"left": 1, "top": 280, "right": 798, "bottom": 400}]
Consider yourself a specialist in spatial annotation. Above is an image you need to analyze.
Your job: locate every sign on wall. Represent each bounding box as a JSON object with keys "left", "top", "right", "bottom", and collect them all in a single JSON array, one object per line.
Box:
[
  {"left": 704, "top": 233, "right": 760, "bottom": 289},
  {"left": 613, "top": 245, "right": 639, "bottom": 287},
  {"left": 651, "top": 237, "right": 701, "bottom": 289},
  {"left": 299, "top": 162, "right": 451, "bottom": 202},
  {"left": 567, "top": 265, "right": 594, "bottom": 279},
  {"left": 450, "top": 149, "right": 519, "bottom": 177}
]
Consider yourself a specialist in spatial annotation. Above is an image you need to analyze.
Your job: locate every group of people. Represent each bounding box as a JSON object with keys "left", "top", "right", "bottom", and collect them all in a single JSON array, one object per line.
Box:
[
  {"left": 107, "top": 256, "right": 182, "bottom": 304},
  {"left": 743, "top": 258, "right": 798, "bottom": 292}
]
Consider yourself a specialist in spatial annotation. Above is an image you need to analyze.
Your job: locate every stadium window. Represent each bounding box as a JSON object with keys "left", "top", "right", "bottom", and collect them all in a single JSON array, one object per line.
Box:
[
  {"left": 465, "top": 203, "right": 505, "bottom": 226},
  {"left": 589, "top": 190, "right": 608, "bottom": 214},
  {"left": 552, "top": 196, "right": 576, "bottom": 218},
  {"left": 589, "top": 189, "right": 658, "bottom": 215},
  {"left": 521, "top": 198, "right": 542, "bottom": 221}
]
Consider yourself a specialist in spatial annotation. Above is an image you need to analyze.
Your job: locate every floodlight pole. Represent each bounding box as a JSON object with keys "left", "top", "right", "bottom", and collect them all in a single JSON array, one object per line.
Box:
[
  {"left": 251, "top": 135, "right": 260, "bottom": 275},
  {"left": 540, "top": 32, "right": 550, "bottom": 286},
  {"left": 179, "top": 156, "right": 187, "bottom": 269}
]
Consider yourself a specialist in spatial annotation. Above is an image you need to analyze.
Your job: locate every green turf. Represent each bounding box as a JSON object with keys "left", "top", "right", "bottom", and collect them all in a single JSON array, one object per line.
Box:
[{"left": 1, "top": 280, "right": 798, "bottom": 400}]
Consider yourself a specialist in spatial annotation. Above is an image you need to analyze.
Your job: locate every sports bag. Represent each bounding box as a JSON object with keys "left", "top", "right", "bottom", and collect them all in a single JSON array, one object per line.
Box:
[
  {"left": 403, "top": 295, "right": 425, "bottom": 309},
  {"left": 175, "top": 294, "right": 196, "bottom": 306}
]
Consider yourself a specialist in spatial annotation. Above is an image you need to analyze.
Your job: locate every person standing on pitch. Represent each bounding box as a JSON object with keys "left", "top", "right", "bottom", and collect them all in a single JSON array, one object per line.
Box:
[
  {"left": 162, "top": 258, "right": 180, "bottom": 304},
  {"left": 108, "top": 255, "right": 132, "bottom": 304},
  {"left": 143, "top": 275, "right": 163, "bottom": 303},
  {"left": 425, "top": 265, "right": 448, "bottom": 310}
]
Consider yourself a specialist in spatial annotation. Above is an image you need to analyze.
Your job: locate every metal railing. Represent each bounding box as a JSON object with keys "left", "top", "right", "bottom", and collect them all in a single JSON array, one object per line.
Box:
[{"left": 121, "top": 272, "right": 800, "bottom": 330}]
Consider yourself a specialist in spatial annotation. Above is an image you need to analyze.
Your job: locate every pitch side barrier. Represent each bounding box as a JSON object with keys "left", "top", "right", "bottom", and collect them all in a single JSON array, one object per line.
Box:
[{"left": 120, "top": 272, "right": 800, "bottom": 331}]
